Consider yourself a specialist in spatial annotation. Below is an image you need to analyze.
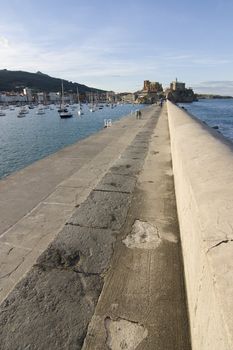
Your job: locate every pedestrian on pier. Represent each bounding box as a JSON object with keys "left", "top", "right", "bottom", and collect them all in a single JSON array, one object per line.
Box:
[{"left": 136, "top": 109, "right": 142, "bottom": 119}]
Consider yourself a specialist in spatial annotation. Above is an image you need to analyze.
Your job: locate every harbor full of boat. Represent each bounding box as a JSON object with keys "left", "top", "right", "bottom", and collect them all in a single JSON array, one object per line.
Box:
[
  {"left": 0, "top": 102, "right": 144, "bottom": 179},
  {"left": 0, "top": 80, "right": 137, "bottom": 119},
  {"left": 0, "top": 100, "right": 125, "bottom": 119}
]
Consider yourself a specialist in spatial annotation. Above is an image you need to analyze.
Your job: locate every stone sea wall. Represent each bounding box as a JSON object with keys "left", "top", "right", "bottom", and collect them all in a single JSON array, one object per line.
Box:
[{"left": 167, "top": 100, "right": 233, "bottom": 350}]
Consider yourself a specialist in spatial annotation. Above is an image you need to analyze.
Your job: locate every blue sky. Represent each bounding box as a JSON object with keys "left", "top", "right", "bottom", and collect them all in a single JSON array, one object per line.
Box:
[{"left": 1, "top": 0, "right": 233, "bottom": 93}]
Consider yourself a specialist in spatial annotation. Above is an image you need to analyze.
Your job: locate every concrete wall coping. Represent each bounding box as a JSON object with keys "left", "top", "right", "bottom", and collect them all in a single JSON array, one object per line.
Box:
[{"left": 167, "top": 100, "right": 233, "bottom": 349}]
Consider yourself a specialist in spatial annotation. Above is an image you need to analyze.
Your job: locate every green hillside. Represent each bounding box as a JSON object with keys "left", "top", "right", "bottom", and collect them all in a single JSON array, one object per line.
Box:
[{"left": 0, "top": 69, "right": 106, "bottom": 93}]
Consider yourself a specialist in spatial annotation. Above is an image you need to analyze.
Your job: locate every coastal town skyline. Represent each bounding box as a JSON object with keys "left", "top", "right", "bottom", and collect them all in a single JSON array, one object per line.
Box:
[{"left": 1, "top": 0, "right": 233, "bottom": 94}]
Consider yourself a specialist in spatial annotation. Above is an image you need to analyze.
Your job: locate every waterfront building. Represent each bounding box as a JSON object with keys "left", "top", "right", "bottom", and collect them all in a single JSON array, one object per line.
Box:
[
  {"left": 136, "top": 80, "right": 163, "bottom": 104},
  {"left": 170, "top": 79, "right": 186, "bottom": 92},
  {"left": 106, "top": 91, "right": 116, "bottom": 102},
  {"left": 48, "top": 92, "right": 60, "bottom": 103},
  {"left": 143, "top": 80, "right": 163, "bottom": 93},
  {"left": 0, "top": 92, "right": 27, "bottom": 103},
  {"left": 121, "top": 93, "right": 136, "bottom": 103},
  {"left": 166, "top": 79, "right": 197, "bottom": 103},
  {"left": 36, "top": 92, "right": 45, "bottom": 104}
]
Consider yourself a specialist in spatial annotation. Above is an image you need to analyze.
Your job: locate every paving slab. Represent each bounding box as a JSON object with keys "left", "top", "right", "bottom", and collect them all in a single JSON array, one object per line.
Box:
[
  {"left": 44, "top": 186, "right": 88, "bottom": 205},
  {"left": 0, "top": 267, "right": 103, "bottom": 350},
  {"left": 0, "top": 157, "right": 88, "bottom": 235},
  {"left": 0, "top": 243, "right": 30, "bottom": 281},
  {"left": 0, "top": 202, "right": 73, "bottom": 250},
  {"left": 95, "top": 173, "right": 137, "bottom": 193},
  {"left": 110, "top": 158, "right": 145, "bottom": 177},
  {"left": 38, "top": 225, "right": 115, "bottom": 275},
  {"left": 0, "top": 202, "right": 73, "bottom": 302},
  {"left": 67, "top": 190, "right": 131, "bottom": 230},
  {"left": 121, "top": 148, "right": 148, "bottom": 160}
]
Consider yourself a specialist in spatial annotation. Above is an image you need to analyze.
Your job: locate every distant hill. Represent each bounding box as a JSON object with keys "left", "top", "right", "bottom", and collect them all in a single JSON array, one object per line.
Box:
[{"left": 0, "top": 69, "right": 106, "bottom": 93}]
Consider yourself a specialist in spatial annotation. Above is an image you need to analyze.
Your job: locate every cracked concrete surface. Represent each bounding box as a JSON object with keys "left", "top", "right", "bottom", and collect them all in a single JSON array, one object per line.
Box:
[{"left": 207, "top": 239, "right": 233, "bottom": 252}]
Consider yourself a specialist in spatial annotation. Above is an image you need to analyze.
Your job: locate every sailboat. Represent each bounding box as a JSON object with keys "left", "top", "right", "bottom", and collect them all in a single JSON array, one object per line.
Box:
[
  {"left": 36, "top": 105, "right": 45, "bottom": 115},
  {"left": 89, "top": 93, "right": 96, "bottom": 112},
  {"left": 76, "top": 86, "right": 83, "bottom": 116},
  {"left": 0, "top": 107, "right": 6, "bottom": 116},
  {"left": 59, "top": 80, "right": 73, "bottom": 118},
  {"left": 17, "top": 106, "right": 29, "bottom": 117}
]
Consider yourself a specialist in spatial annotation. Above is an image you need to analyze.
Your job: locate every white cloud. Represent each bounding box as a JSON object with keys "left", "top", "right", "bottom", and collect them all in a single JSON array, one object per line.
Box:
[
  {"left": 1, "top": 19, "right": 233, "bottom": 93},
  {"left": 192, "top": 58, "right": 232, "bottom": 65},
  {"left": 0, "top": 36, "right": 9, "bottom": 48},
  {"left": 192, "top": 81, "right": 233, "bottom": 95},
  {"left": 0, "top": 31, "right": 161, "bottom": 91}
]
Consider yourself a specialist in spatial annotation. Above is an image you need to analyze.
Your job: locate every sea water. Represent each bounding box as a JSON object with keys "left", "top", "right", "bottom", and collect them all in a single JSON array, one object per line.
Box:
[
  {"left": 179, "top": 99, "right": 233, "bottom": 143},
  {"left": 0, "top": 104, "right": 144, "bottom": 179}
]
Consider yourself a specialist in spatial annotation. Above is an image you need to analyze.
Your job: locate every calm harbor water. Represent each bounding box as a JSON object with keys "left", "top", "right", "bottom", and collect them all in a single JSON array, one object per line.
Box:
[
  {"left": 179, "top": 99, "right": 233, "bottom": 144},
  {"left": 0, "top": 104, "right": 144, "bottom": 179}
]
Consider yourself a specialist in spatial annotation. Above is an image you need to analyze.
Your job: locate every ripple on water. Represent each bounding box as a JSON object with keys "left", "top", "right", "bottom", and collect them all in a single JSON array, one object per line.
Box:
[{"left": 179, "top": 99, "right": 233, "bottom": 143}]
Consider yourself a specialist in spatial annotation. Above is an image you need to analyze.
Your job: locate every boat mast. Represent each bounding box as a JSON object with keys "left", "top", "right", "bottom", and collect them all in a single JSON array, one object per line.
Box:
[
  {"left": 77, "top": 86, "right": 80, "bottom": 105},
  {"left": 61, "top": 80, "right": 64, "bottom": 107}
]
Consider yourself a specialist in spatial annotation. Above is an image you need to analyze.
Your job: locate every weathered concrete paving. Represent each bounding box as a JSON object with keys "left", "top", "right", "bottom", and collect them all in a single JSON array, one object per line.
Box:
[
  {"left": 0, "top": 108, "right": 162, "bottom": 349},
  {"left": 82, "top": 106, "right": 191, "bottom": 349},
  {"left": 0, "top": 105, "right": 191, "bottom": 349},
  {"left": 0, "top": 107, "right": 155, "bottom": 304}
]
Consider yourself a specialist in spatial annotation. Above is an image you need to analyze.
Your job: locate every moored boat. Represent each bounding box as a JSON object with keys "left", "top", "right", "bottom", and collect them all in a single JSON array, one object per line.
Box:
[
  {"left": 17, "top": 106, "right": 28, "bottom": 117},
  {"left": 17, "top": 111, "right": 26, "bottom": 118},
  {"left": 59, "top": 81, "right": 73, "bottom": 118}
]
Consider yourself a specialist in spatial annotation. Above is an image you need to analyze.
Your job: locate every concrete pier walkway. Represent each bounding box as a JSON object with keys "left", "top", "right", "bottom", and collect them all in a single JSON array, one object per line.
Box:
[
  {"left": 0, "top": 105, "right": 190, "bottom": 349},
  {"left": 0, "top": 107, "right": 153, "bottom": 303}
]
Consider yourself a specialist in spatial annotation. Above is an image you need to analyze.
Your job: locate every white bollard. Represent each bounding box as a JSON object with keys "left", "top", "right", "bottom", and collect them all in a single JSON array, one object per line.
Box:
[{"left": 104, "top": 119, "right": 112, "bottom": 128}]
